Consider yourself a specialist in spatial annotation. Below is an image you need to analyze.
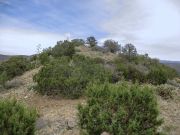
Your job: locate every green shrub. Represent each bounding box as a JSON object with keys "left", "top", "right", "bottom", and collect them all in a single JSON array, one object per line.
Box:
[
  {"left": 0, "top": 99, "right": 37, "bottom": 135},
  {"left": 52, "top": 40, "right": 75, "bottom": 58},
  {"left": 147, "top": 67, "right": 168, "bottom": 85},
  {"left": 71, "top": 39, "right": 85, "bottom": 46},
  {"left": 115, "top": 63, "right": 146, "bottom": 83},
  {"left": 78, "top": 82, "right": 163, "bottom": 135},
  {"left": 113, "top": 56, "right": 177, "bottom": 85},
  {"left": 39, "top": 52, "right": 50, "bottom": 65},
  {"left": 34, "top": 55, "right": 112, "bottom": 98},
  {"left": 0, "top": 71, "right": 8, "bottom": 87},
  {"left": 0, "top": 56, "right": 29, "bottom": 80}
]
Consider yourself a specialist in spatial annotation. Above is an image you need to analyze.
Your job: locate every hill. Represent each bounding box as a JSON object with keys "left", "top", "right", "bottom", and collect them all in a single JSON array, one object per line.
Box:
[
  {"left": 0, "top": 54, "right": 11, "bottom": 61},
  {"left": 161, "top": 60, "right": 180, "bottom": 74},
  {"left": 0, "top": 55, "right": 179, "bottom": 135},
  {"left": 0, "top": 54, "right": 30, "bottom": 62},
  {"left": 0, "top": 39, "right": 180, "bottom": 135}
]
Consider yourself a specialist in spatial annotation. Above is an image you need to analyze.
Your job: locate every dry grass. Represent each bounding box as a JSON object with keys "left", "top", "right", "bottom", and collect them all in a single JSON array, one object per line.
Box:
[
  {"left": 0, "top": 67, "right": 180, "bottom": 135},
  {"left": 76, "top": 46, "right": 117, "bottom": 62},
  {"left": 0, "top": 67, "right": 84, "bottom": 135}
]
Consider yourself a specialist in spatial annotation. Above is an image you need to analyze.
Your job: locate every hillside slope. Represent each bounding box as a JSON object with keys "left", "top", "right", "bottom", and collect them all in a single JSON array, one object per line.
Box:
[
  {"left": 0, "top": 68, "right": 180, "bottom": 135},
  {"left": 0, "top": 68, "right": 84, "bottom": 135}
]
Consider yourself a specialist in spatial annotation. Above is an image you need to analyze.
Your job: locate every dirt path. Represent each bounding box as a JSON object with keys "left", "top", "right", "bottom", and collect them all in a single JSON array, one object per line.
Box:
[
  {"left": 0, "top": 68, "right": 84, "bottom": 135},
  {"left": 158, "top": 92, "right": 180, "bottom": 135},
  {"left": 0, "top": 68, "right": 179, "bottom": 135}
]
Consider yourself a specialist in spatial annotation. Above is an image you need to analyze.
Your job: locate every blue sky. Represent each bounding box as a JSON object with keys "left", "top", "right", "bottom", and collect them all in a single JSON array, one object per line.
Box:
[{"left": 0, "top": 0, "right": 180, "bottom": 60}]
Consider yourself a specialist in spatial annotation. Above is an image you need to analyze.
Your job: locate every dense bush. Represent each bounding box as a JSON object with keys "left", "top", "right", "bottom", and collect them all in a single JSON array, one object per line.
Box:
[
  {"left": 78, "top": 82, "right": 163, "bottom": 135},
  {"left": 147, "top": 67, "right": 168, "bottom": 85},
  {"left": 71, "top": 39, "right": 85, "bottom": 46},
  {"left": 0, "top": 99, "right": 37, "bottom": 135},
  {"left": 34, "top": 55, "right": 112, "bottom": 98},
  {"left": 113, "top": 56, "right": 177, "bottom": 85},
  {"left": 114, "top": 60, "right": 147, "bottom": 83},
  {"left": 52, "top": 40, "right": 75, "bottom": 58},
  {"left": 0, "top": 71, "right": 8, "bottom": 87},
  {"left": 0, "top": 56, "right": 29, "bottom": 81},
  {"left": 38, "top": 51, "right": 50, "bottom": 65}
]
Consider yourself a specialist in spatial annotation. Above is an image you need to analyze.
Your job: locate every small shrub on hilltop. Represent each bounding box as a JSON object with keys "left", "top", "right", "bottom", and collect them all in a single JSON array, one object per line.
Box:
[
  {"left": 71, "top": 38, "right": 85, "bottom": 46},
  {"left": 78, "top": 82, "right": 163, "bottom": 135},
  {"left": 34, "top": 55, "right": 112, "bottom": 98},
  {"left": 52, "top": 40, "right": 75, "bottom": 58},
  {"left": 0, "top": 99, "right": 37, "bottom": 135}
]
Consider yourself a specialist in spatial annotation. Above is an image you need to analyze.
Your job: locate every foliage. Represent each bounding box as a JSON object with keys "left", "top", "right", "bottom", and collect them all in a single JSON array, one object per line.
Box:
[
  {"left": 86, "top": 36, "right": 97, "bottom": 47},
  {"left": 123, "top": 65, "right": 147, "bottom": 83},
  {"left": 0, "top": 71, "right": 8, "bottom": 87},
  {"left": 78, "top": 82, "right": 163, "bottom": 135},
  {"left": 71, "top": 39, "right": 85, "bottom": 46},
  {"left": 113, "top": 55, "right": 177, "bottom": 85},
  {"left": 39, "top": 51, "right": 50, "bottom": 65},
  {"left": 52, "top": 40, "right": 75, "bottom": 58},
  {"left": 114, "top": 58, "right": 147, "bottom": 83},
  {"left": 0, "top": 56, "right": 29, "bottom": 80},
  {"left": 0, "top": 99, "right": 37, "bottom": 135},
  {"left": 34, "top": 55, "right": 112, "bottom": 98},
  {"left": 147, "top": 66, "right": 168, "bottom": 85},
  {"left": 103, "top": 39, "right": 120, "bottom": 53},
  {"left": 122, "top": 43, "right": 137, "bottom": 61}
]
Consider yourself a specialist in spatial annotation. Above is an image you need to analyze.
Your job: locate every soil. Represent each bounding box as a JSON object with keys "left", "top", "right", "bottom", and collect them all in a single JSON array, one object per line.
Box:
[{"left": 0, "top": 68, "right": 179, "bottom": 135}]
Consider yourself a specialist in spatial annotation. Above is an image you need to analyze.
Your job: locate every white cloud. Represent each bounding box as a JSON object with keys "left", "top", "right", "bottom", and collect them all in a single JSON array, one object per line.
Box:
[
  {"left": 99, "top": 0, "right": 180, "bottom": 60},
  {"left": 0, "top": 27, "right": 69, "bottom": 55}
]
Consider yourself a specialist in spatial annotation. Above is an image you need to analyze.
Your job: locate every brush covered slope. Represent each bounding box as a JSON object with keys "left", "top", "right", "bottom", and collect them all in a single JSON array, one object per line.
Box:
[{"left": 0, "top": 37, "right": 180, "bottom": 135}]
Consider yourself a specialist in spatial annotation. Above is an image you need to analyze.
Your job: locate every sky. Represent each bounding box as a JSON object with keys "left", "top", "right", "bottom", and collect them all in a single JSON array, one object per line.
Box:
[{"left": 0, "top": 0, "right": 180, "bottom": 60}]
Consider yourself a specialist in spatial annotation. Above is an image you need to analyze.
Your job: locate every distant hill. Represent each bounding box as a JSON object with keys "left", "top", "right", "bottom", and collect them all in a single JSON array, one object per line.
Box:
[
  {"left": 161, "top": 60, "right": 180, "bottom": 74},
  {"left": 0, "top": 54, "right": 11, "bottom": 61},
  {"left": 0, "top": 54, "right": 30, "bottom": 62}
]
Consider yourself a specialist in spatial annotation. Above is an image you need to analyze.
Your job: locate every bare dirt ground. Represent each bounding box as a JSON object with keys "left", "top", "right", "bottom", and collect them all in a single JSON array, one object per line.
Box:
[
  {"left": 158, "top": 91, "right": 180, "bottom": 135},
  {"left": 0, "top": 68, "right": 179, "bottom": 135},
  {"left": 0, "top": 68, "right": 84, "bottom": 135}
]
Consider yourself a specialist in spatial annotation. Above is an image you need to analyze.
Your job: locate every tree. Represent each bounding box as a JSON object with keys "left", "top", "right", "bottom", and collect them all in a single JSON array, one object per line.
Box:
[
  {"left": 122, "top": 43, "right": 137, "bottom": 61},
  {"left": 86, "top": 36, "right": 97, "bottom": 47},
  {"left": 71, "top": 39, "right": 85, "bottom": 46},
  {"left": 103, "top": 39, "right": 120, "bottom": 53}
]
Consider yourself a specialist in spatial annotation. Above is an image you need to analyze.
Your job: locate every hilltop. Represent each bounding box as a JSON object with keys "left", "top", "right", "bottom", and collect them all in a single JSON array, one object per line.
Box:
[{"left": 0, "top": 38, "right": 180, "bottom": 135}]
